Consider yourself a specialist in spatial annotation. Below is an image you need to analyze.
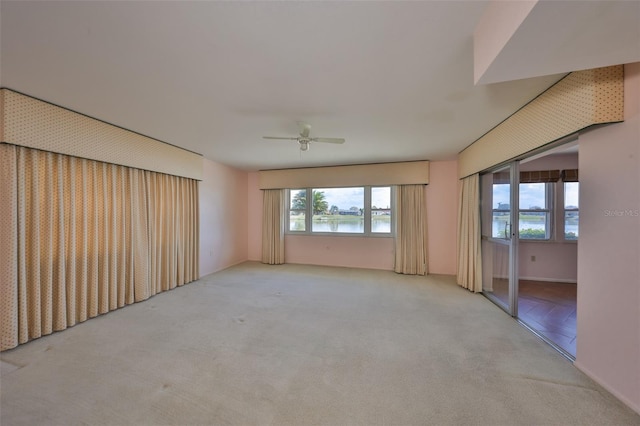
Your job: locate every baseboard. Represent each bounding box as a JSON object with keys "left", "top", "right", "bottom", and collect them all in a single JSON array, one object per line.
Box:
[
  {"left": 199, "top": 258, "right": 250, "bottom": 278},
  {"left": 519, "top": 276, "right": 577, "bottom": 284},
  {"left": 574, "top": 361, "right": 640, "bottom": 416},
  {"left": 491, "top": 275, "right": 576, "bottom": 284}
]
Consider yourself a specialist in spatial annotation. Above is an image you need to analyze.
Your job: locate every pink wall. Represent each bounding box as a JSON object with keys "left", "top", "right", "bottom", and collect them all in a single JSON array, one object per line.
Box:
[
  {"left": 426, "top": 161, "right": 458, "bottom": 275},
  {"left": 246, "top": 172, "right": 395, "bottom": 269},
  {"left": 575, "top": 62, "right": 640, "bottom": 413},
  {"left": 518, "top": 243, "right": 576, "bottom": 282},
  {"left": 285, "top": 235, "right": 394, "bottom": 270},
  {"left": 199, "top": 158, "right": 249, "bottom": 276},
  {"left": 246, "top": 161, "right": 459, "bottom": 274},
  {"left": 518, "top": 153, "right": 579, "bottom": 282}
]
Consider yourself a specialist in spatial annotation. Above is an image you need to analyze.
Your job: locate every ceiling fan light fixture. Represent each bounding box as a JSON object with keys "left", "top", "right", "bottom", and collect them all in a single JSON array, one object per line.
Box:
[{"left": 263, "top": 123, "right": 344, "bottom": 153}]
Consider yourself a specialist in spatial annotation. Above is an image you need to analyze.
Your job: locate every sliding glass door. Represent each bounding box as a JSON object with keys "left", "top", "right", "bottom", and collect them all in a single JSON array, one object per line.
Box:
[{"left": 480, "top": 163, "right": 519, "bottom": 315}]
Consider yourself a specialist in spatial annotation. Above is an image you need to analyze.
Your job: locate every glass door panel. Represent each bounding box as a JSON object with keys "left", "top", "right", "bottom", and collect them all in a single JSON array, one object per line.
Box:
[{"left": 481, "top": 163, "right": 518, "bottom": 315}]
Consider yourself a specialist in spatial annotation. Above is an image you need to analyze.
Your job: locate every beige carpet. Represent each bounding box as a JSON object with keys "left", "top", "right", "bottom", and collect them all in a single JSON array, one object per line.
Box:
[{"left": 1, "top": 262, "right": 638, "bottom": 425}]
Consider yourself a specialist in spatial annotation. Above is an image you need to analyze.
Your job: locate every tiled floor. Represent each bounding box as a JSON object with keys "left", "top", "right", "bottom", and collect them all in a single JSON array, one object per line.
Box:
[{"left": 487, "top": 279, "right": 577, "bottom": 357}]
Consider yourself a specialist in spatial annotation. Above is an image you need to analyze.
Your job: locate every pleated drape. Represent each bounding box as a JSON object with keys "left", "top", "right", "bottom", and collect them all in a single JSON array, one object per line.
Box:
[
  {"left": 394, "top": 185, "right": 428, "bottom": 275},
  {"left": 0, "top": 145, "right": 199, "bottom": 351},
  {"left": 456, "top": 174, "right": 482, "bottom": 292},
  {"left": 261, "top": 189, "right": 285, "bottom": 265},
  {"left": 0, "top": 144, "right": 19, "bottom": 351}
]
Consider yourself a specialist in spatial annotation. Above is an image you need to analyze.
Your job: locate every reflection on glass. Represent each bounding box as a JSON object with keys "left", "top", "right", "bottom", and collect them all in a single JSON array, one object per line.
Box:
[
  {"left": 312, "top": 187, "right": 364, "bottom": 233},
  {"left": 289, "top": 189, "right": 307, "bottom": 231},
  {"left": 519, "top": 183, "right": 550, "bottom": 240},
  {"left": 492, "top": 183, "right": 511, "bottom": 238},
  {"left": 289, "top": 212, "right": 306, "bottom": 231},
  {"left": 371, "top": 187, "right": 391, "bottom": 233},
  {"left": 564, "top": 182, "right": 579, "bottom": 240}
]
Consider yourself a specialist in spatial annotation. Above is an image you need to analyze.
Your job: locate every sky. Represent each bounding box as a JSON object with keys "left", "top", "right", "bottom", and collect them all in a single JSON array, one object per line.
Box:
[
  {"left": 310, "top": 187, "right": 391, "bottom": 210},
  {"left": 493, "top": 183, "right": 579, "bottom": 210}
]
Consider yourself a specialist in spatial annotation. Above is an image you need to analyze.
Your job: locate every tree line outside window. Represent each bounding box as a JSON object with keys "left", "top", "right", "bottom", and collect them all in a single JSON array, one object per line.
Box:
[{"left": 288, "top": 187, "right": 392, "bottom": 235}]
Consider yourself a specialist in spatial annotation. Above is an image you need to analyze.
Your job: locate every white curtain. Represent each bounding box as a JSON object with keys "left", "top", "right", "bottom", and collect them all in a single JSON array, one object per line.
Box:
[
  {"left": 0, "top": 145, "right": 199, "bottom": 351},
  {"left": 457, "top": 174, "right": 482, "bottom": 292},
  {"left": 394, "top": 185, "right": 428, "bottom": 275},
  {"left": 261, "top": 189, "right": 285, "bottom": 265}
]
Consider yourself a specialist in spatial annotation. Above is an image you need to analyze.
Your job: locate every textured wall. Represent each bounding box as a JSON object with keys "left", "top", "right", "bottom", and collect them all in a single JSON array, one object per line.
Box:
[
  {"left": 259, "top": 161, "right": 429, "bottom": 189},
  {"left": 1, "top": 89, "right": 202, "bottom": 180},
  {"left": 459, "top": 66, "right": 623, "bottom": 178}
]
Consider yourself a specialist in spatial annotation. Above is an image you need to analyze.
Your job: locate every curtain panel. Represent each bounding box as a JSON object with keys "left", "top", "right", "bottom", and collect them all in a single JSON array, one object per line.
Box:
[
  {"left": 261, "top": 189, "right": 285, "bottom": 265},
  {"left": 456, "top": 174, "right": 482, "bottom": 292},
  {"left": 394, "top": 185, "right": 428, "bottom": 275},
  {"left": 0, "top": 145, "right": 199, "bottom": 351}
]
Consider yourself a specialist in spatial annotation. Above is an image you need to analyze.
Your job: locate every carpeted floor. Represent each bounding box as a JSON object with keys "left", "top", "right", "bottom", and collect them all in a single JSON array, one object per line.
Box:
[{"left": 1, "top": 262, "right": 639, "bottom": 425}]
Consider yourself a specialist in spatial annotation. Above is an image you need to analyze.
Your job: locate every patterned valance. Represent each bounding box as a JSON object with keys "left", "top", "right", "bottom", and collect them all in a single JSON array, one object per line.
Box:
[
  {"left": 493, "top": 170, "right": 561, "bottom": 184},
  {"left": 459, "top": 65, "right": 623, "bottom": 178},
  {"left": 0, "top": 89, "right": 203, "bottom": 180},
  {"left": 561, "top": 169, "right": 579, "bottom": 182},
  {"left": 520, "top": 170, "right": 560, "bottom": 183}
]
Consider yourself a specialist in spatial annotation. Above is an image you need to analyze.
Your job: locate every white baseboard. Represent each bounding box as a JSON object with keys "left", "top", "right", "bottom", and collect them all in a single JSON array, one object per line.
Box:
[
  {"left": 519, "top": 276, "right": 577, "bottom": 283},
  {"left": 574, "top": 361, "right": 640, "bottom": 416},
  {"left": 491, "top": 275, "right": 576, "bottom": 284}
]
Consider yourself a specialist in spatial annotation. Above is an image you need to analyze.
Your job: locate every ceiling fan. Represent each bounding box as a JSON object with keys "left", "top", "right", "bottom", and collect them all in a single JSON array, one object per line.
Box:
[{"left": 263, "top": 123, "right": 345, "bottom": 152}]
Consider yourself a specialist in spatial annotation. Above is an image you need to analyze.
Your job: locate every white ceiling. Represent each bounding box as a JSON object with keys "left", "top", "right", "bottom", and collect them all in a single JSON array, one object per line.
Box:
[
  {"left": 0, "top": 1, "right": 636, "bottom": 171},
  {"left": 475, "top": 0, "right": 640, "bottom": 84}
]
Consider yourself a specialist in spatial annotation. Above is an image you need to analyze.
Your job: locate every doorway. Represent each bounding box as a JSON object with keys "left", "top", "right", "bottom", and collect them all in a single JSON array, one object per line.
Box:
[{"left": 480, "top": 145, "right": 579, "bottom": 358}]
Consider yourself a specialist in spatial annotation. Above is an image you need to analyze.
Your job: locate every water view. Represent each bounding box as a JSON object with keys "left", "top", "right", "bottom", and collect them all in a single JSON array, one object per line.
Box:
[
  {"left": 492, "top": 216, "right": 578, "bottom": 239},
  {"left": 290, "top": 216, "right": 391, "bottom": 233}
]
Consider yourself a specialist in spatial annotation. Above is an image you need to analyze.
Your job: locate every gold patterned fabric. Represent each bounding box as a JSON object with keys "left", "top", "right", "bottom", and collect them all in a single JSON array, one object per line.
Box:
[
  {"left": 0, "top": 145, "right": 199, "bottom": 351},
  {"left": 457, "top": 174, "right": 482, "bottom": 292},
  {"left": 1, "top": 89, "right": 203, "bottom": 180},
  {"left": 459, "top": 65, "right": 623, "bottom": 178},
  {"left": 261, "top": 189, "right": 285, "bottom": 265},
  {"left": 394, "top": 185, "right": 428, "bottom": 275}
]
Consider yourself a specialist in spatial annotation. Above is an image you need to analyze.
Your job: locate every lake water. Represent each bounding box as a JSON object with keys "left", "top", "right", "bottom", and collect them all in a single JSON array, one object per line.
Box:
[{"left": 291, "top": 218, "right": 390, "bottom": 233}]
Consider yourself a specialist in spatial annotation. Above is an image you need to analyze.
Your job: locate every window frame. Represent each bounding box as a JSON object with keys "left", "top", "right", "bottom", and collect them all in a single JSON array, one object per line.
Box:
[
  {"left": 563, "top": 181, "right": 579, "bottom": 241},
  {"left": 490, "top": 183, "right": 511, "bottom": 239},
  {"left": 288, "top": 188, "right": 308, "bottom": 232},
  {"left": 286, "top": 186, "right": 394, "bottom": 237},
  {"left": 518, "top": 182, "right": 553, "bottom": 241}
]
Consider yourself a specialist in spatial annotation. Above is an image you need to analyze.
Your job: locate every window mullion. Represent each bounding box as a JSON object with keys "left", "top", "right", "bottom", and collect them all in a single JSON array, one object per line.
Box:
[
  {"left": 286, "top": 189, "right": 291, "bottom": 232},
  {"left": 364, "top": 186, "right": 371, "bottom": 235},
  {"left": 547, "top": 182, "right": 554, "bottom": 239},
  {"left": 306, "top": 188, "right": 312, "bottom": 234}
]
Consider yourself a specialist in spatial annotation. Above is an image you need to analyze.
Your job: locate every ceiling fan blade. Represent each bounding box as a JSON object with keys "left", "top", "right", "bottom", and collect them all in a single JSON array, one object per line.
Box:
[
  {"left": 312, "top": 137, "right": 345, "bottom": 144},
  {"left": 299, "top": 123, "right": 311, "bottom": 138},
  {"left": 263, "top": 136, "right": 299, "bottom": 141}
]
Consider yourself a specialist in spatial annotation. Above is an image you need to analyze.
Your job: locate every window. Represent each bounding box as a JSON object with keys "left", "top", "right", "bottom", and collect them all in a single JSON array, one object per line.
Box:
[
  {"left": 289, "top": 189, "right": 307, "bottom": 231},
  {"left": 564, "top": 182, "right": 579, "bottom": 240},
  {"left": 287, "top": 186, "right": 393, "bottom": 236},
  {"left": 371, "top": 186, "right": 392, "bottom": 233},
  {"left": 312, "top": 187, "right": 364, "bottom": 233},
  {"left": 491, "top": 182, "right": 552, "bottom": 239},
  {"left": 519, "top": 183, "right": 552, "bottom": 240},
  {"left": 489, "top": 169, "right": 576, "bottom": 242},
  {"left": 491, "top": 183, "right": 511, "bottom": 238}
]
